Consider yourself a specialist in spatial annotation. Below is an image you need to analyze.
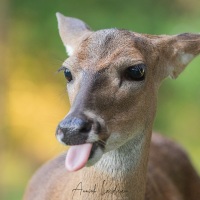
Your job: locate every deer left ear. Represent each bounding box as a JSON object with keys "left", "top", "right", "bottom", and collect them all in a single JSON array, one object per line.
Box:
[
  {"left": 56, "top": 12, "right": 92, "bottom": 56},
  {"left": 158, "top": 33, "right": 200, "bottom": 79}
]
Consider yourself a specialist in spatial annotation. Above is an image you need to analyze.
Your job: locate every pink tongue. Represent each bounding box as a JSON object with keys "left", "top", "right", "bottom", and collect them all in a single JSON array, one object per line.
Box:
[{"left": 65, "top": 143, "right": 93, "bottom": 172}]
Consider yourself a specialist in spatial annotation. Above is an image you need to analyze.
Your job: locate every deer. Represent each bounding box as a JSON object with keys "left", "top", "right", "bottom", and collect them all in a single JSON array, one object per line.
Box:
[{"left": 23, "top": 12, "right": 200, "bottom": 200}]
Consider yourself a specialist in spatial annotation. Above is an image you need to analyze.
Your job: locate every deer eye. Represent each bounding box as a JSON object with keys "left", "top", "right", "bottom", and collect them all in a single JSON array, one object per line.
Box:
[
  {"left": 64, "top": 68, "right": 73, "bottom": 82},
  {"left": 125, "top": 64, "right": 146, "bottom": 81}
]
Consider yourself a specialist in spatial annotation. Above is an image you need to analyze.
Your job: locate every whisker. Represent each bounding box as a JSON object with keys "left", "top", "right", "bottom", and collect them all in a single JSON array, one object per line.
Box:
[{"left": 98, "top": 139, "right": 106, "bottom": 146}]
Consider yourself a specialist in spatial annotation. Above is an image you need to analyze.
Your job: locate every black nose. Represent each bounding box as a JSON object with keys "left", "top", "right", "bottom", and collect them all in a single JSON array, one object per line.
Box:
[
  {"left": 60, "top": 116, "right": 92, "bottom": 133},
  {"left": 56, "top": 115, "right": 93, "bottom": 145}
]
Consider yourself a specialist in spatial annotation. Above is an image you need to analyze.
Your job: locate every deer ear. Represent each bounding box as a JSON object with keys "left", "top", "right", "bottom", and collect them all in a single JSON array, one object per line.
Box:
[
  {"left": 56, "top": 12, "right": 92, "bottom": 56},
  {"left": 157, "top": 33, "right": 200, "bottom": 79}
]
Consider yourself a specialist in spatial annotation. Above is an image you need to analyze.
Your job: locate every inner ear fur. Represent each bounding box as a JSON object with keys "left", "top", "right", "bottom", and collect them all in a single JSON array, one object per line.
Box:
[{"left": 155, "top": 33, "right": 200, "bottom": 79}]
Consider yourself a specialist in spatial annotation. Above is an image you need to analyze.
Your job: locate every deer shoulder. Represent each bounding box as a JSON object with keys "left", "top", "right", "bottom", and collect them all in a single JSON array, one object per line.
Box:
[{"left": 146, "top": 133, "right": 200, "bottom": 200}]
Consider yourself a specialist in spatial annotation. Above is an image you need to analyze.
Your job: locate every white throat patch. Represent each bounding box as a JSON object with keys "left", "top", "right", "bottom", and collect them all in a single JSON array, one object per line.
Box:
[{"left": 94, "top": 131, "right": 146, "bottom": 177}]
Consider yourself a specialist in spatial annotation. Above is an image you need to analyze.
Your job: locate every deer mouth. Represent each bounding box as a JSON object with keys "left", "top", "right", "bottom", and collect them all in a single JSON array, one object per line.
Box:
[
  {"left": 56, "top": 113, "right": 107, "bottom": 171},
  {"left": 65, "top": 141, "right": 105, "bottom": 172}
]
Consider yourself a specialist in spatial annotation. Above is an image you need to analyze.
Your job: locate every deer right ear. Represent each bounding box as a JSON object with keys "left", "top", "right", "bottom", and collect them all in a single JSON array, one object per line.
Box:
[
  {"left": 155, "top": 33, "right": 200, "bottom": 80},
  {"left": 56, "top": 12, "right": 92, "bottom": 56}
]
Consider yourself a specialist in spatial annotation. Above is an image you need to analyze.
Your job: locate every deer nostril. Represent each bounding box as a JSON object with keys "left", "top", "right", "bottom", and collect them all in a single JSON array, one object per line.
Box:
[{"left": 79, "top": 121, "right": 92, "bottom": 133}]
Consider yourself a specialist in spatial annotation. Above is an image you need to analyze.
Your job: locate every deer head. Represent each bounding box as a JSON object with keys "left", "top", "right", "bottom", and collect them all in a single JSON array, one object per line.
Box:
[{"left": 55, "top": 12, "right": 200, "bottom": 172}]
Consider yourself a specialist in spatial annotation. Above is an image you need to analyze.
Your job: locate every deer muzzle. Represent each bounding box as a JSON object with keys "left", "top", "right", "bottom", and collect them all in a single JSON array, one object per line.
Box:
[{"left": 56, "top": 111, "right": 107, "bottom": 171}]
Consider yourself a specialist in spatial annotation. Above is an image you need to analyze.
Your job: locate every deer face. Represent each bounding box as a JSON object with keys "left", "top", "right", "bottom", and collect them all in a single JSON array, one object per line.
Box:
[
  {"left": 55, "top": 13, "right": 200, "bottom": 171},
  {"left": 56, "top": 29, "right": 157, "bottom": 169}
]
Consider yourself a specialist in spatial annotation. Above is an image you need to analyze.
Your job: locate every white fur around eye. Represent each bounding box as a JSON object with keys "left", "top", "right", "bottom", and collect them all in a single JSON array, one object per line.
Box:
[{"left": 65, "top": 45, "right": 74, "bottom": 56}]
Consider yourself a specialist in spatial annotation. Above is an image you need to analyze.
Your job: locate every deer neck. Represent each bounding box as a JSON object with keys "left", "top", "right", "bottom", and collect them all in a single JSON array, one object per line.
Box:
[{"left": 78, "top": 129, "right": 151, "bottom": 200}]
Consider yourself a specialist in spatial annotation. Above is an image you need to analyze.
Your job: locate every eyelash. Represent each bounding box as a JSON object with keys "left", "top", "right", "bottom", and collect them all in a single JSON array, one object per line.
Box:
[{"left": 57, "top": 66, "right": 66, "bottom": 72}]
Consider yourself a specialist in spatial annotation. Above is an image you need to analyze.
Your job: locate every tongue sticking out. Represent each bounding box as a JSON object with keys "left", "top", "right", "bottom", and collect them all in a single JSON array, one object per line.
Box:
[{"left": 65, "top": 143, "right": 93, "bottom": 172}]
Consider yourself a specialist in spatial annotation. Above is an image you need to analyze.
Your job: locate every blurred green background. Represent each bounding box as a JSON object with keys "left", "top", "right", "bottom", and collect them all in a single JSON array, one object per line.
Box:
[{"left": 0, "top": 0, "right": 200, "bottom": 199}]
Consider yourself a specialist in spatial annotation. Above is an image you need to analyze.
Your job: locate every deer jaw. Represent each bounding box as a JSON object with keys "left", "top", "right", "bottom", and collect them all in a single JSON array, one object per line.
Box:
[{"left": 55, "top": 13, "right": 200, "bottom": 172}]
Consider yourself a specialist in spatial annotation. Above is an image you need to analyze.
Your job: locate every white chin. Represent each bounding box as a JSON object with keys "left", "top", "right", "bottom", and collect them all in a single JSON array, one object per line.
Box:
[{"left": 86, "top": 147, "right": 104, "bottom": 167}]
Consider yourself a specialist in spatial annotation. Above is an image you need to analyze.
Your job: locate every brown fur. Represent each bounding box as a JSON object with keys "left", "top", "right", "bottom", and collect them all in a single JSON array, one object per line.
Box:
[
  {"left": 23, "top": 13, "right": 200, "bottom": 200},
  {"left": 24, "top": 134, "right": 200, "bottom": 200}
]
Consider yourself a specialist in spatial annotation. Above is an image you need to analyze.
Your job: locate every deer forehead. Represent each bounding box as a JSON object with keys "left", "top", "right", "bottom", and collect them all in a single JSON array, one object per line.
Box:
[{"left": 72, "top": 29, "right": 151, "bottom": 71}]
